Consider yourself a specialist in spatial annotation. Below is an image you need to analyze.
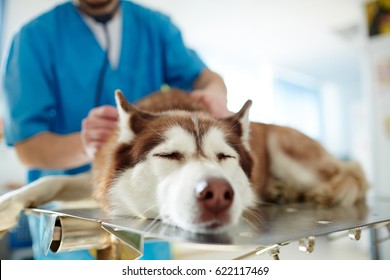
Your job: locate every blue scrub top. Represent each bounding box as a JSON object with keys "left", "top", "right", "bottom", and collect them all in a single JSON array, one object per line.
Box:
[{"left": 2, "top": 0, "right": 206, "bottom": 182}]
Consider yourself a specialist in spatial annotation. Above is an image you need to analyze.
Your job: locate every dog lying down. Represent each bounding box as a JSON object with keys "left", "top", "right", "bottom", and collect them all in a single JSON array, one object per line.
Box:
[{"left": 0, "top": 88, "right": 368, "bottom": 234}]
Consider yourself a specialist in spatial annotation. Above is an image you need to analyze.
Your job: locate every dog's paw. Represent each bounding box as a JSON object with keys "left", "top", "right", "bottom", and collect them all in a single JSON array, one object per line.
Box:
[
  {"left": 262, "top": 178, "right": 301, "bottom": 204},
  {"left": 304, "top": 187, "right": 334, "bottom": 206}
]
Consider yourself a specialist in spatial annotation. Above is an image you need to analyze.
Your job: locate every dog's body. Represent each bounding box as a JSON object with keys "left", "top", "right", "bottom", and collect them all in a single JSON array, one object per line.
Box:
[
  {"left": 0, "top": 89, "right": 368, "bottom": 234},
  {"left": 93, "top": 89, "right": 367, "bottom": 233}
]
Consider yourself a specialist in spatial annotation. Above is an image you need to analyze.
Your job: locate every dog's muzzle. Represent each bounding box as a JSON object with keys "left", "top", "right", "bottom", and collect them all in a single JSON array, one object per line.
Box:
[{"left": 195, "top": 177, "right": 234, "bottom": 227}]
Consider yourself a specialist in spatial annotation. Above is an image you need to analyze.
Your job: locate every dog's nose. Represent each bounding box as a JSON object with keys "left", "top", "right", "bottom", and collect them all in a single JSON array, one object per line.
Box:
[{"left": 196, "top": 178, "right": 234, "bottom": 216}]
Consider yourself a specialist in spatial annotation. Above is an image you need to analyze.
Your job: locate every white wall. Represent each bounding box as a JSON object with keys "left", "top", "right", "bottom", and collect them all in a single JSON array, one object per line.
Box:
[{"left": 363, "top": 37, "right": 390, "bottom": 197}]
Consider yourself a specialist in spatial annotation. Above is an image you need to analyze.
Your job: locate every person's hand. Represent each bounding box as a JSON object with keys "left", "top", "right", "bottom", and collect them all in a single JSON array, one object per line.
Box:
[
  {"left": 191, "top": 89, "right": 232, "bottom": 118},
  {"left": 81, "top": 105, "right": 118, "bottom": 159}
]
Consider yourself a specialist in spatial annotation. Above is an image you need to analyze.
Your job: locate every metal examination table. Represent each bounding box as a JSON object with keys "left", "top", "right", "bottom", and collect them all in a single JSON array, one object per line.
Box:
[{"left": 28, "top": 196, "right": 390, "bottom": 260}]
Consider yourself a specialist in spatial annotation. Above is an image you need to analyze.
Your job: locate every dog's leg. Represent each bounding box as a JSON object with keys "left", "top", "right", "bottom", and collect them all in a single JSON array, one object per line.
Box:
[
  {"left": 304, "top": 161, "right": 368, "bottom": 206},
  {"left": 0, "top": 172, "right": 93, "bottom": 232},
  {"left": 265, "top": 125, "right": 368, "bottom": 206}
]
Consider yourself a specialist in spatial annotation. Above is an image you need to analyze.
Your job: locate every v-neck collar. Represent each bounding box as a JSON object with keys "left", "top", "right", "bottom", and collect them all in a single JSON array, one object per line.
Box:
[{"left": 78, "top": 9, "right": 123, "bottom": 69}]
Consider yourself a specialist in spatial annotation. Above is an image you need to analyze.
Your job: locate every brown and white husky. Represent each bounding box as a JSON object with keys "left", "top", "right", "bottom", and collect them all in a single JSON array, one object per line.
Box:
[{"left": 0, "top": 89, "right": 368, "bottom": 233}]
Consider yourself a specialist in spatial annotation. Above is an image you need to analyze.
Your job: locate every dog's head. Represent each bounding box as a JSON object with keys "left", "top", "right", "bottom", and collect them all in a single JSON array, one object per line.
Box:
[{"left": 107, "top": 90, "right": 256, "bottom": 233}]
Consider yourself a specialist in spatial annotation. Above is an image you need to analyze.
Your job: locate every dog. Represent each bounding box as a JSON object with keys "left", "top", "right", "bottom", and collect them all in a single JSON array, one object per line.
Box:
[{"left": 0, "top": 88, "right": 368, "bottom": 234}]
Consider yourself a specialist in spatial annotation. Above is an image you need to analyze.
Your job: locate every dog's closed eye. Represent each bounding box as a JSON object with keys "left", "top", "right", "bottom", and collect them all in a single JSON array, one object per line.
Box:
[
  {"left": 217, "top": 153, "right": 236, "bottom": 161},
  {"left": 153, "top": 152, "right": 184, "bottom": 160}
]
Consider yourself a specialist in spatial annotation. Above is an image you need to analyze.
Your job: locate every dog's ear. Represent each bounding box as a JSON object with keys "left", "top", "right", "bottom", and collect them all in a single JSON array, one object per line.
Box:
[
  {"left": 114, "top": 90, "right": 156, "bottom": 143},
  {"left": 224, "top": 100, "right": 252, "bottom": 150}
]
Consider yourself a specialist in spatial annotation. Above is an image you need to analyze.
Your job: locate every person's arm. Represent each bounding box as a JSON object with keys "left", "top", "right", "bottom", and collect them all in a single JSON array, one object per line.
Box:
[
  {"left": 191, "top": 69, "right": 232, "bottom": 118},
  {"left": 14, "top": 105, "right": 118, "bottom": 169},
  {"left": 14, "top": 132, "right": 89, "bottom": 169}
]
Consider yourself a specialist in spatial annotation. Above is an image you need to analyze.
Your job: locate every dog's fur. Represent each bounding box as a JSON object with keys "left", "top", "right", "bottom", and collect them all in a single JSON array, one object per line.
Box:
[{"left": 0, "top": 88, "right": 368, "bottom": 234}]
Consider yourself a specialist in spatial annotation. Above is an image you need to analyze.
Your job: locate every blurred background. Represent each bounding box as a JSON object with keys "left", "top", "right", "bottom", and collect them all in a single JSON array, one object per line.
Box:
[{"left": 0, "top": 0, "right": 389, "bottom": 259}]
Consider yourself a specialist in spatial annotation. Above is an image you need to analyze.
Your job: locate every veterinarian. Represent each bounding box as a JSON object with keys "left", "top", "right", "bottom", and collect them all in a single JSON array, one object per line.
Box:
[{"left": 2, "top": 0, "right": 229, "bottom": 260}]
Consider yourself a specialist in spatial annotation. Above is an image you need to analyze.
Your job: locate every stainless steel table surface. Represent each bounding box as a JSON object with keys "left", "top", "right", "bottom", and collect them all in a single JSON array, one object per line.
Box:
[{"left": 30, "top": 196, "right": 390, "bottom": 248}]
